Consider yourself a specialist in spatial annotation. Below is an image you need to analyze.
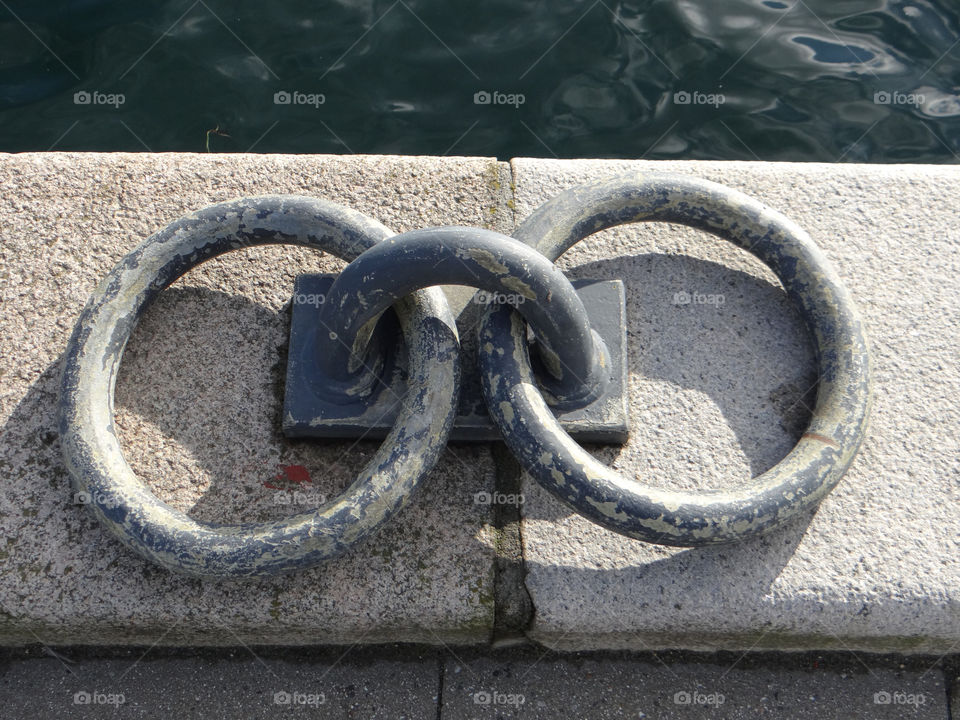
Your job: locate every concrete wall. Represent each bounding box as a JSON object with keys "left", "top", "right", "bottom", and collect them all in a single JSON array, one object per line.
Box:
[{"left": 1, "top": 153, "right": 957, "bottom": 652}]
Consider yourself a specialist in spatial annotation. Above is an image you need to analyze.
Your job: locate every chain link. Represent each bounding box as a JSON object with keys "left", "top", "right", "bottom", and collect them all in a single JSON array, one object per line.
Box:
[{"left": 60, "top": 175, "right": 871, "bottom": 576}]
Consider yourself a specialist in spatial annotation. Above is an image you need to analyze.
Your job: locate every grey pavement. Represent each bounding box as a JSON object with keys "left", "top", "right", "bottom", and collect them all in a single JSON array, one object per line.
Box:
[
  {"left": 0, "top": 647, "right": 952, "bottom": 719},
  {"left": 511, "top": 159, "right": 960, "bottom": 654},
  {"left": 0, "top": 153, "right": 510, "bottom": 646}
]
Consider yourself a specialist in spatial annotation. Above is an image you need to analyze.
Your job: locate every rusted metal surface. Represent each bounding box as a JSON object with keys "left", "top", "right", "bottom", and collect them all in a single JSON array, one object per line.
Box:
[
  {"left": 59, "top": 196, "right": 460, "bottom": 577},
  {"left": 59, "top": 174, "right": 872, "bottom": 578},
  {"left": 312, "top": 226, "right": 611, "bottom": 409},
  {"left": 283, "top": 275, "right": 629, "bottom": 442},
  {"left": 479, "top": 173, "right": 872, "bottom": 546}
]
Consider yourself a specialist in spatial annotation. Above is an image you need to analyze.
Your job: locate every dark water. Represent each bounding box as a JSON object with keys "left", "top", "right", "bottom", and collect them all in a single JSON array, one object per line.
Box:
[{"left": 0, "top": 0, "right": 958, "bottom": 161}]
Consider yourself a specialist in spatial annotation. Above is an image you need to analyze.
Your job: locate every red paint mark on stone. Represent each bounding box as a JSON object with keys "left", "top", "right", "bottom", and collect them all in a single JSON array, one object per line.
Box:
[
  {"left": 264, "top": 464, "right": 312, "bottom": 489},
  {"left": 279, "top": 464, "right": 312, "bottom": 484}
]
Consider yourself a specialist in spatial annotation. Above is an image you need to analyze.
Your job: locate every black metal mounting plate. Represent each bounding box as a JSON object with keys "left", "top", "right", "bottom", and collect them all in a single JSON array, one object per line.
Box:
[{"left": 282, "top": 275, "right": 629, "bottom": 443}]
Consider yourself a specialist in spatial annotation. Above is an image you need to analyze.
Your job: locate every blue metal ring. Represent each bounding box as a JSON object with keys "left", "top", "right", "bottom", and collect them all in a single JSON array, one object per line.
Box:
[
  {"left": 59, "top": 196, "right": 460, "bottom": 577},
  {"left": 314, "top": 225, "right": 612, "bottom": 409},
  {"left": 479, "top": 173, "right": 872, "bottom": 545}
]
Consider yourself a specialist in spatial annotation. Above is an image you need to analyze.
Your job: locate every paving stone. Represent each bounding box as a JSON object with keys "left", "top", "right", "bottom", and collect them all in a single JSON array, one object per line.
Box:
[
  {"left": 0, "top": 647, "right": 439, "bottom": 720},
  {"left": 0, "top": 153, "right": 511, "bottom": 645},
  {"left": 512, "top": 159, "right": 960, "bottom": 653},
  {"left": 442, "top": 651, "right": 948, "bottom": 719}
]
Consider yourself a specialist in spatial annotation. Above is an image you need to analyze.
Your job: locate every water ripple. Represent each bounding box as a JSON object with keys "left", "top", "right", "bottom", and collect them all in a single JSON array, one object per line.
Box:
[{"left": 0, "top": 0, "right": 956, "bottom": 161}]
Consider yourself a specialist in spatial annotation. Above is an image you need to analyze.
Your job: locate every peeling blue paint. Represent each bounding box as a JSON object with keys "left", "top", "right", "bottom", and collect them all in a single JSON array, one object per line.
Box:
[
  {"left": 59, "top": 196, "right": 461, "bottom": 578},
  {"left": 480, "top": 173, "right": 872, "bottom": 546}
]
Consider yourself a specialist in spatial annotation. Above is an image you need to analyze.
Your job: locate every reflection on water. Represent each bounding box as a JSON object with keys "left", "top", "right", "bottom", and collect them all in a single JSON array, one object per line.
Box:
[{"left": 0, "top": 0, "right": 957, "bottom": 160}]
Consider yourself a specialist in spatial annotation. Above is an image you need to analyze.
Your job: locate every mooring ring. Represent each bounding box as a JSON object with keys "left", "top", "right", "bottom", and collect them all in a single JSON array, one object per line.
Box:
[
  {"left": 479, "top": 173, "right": 872, "bottom": 545},
  {"left": 315, "top": 225, "right": 612, "bottom": 409},
  {"left": 59, "top": 196, "right": 460, "bottom": 577}
]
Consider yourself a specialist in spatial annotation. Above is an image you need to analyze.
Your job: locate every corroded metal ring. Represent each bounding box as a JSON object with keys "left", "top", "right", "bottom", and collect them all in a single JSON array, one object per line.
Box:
[
  {"left": 479, "top": 173, "right": 872, "bottom": 545},
  {"left": 315, "top": 225, "right": 612, "bottom": 409},
  {"left": 59, "top": 196, "right": 460, "bottom": 577}
]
